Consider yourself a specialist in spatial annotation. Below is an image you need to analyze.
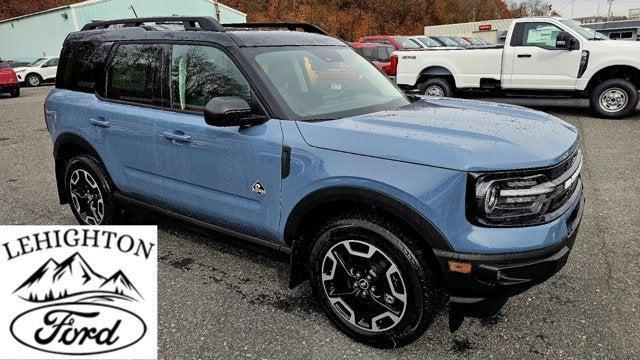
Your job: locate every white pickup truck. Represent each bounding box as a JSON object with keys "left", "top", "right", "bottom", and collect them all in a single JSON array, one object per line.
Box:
[{"left": 393, "top": 17, "right": 640, "bottom": 118}]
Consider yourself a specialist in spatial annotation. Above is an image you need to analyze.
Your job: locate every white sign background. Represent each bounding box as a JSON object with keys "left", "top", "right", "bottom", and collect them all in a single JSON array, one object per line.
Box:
[{"left": 0, "top": 226, "right": 157, "bottom": 360}]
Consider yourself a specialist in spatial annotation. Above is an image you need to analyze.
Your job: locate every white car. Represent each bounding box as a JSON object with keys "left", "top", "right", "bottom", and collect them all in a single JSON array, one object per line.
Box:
[
  {"left": 13, "top": 56, "right": 59, "bottom": 87},
  {"left": 394, "top": 17, "right": 640, "bottom": 118}
]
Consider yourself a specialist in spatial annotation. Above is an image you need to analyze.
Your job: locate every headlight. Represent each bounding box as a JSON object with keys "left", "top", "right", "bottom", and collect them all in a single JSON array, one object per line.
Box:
[{"left": 468, "top": 150, "right": 583, "bottom": 226}]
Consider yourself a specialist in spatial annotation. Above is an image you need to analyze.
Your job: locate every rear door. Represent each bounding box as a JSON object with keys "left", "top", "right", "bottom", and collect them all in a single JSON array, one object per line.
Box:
[
  {"left": 98, "top": 43, "right": 166, "bottom": 201},
  {"left": 504, "top": 22, "right": 582, "bottom": 89},
  {"left": 155, "top": 43, "right": 284, "bottom": 240}
]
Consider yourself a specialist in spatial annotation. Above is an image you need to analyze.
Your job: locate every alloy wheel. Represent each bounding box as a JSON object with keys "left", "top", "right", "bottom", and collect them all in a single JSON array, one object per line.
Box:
[
  {"left": 321, "top": 239, "right": 407, "bottom": 332},
  {"left": 69, "top": 169, "right": 104, "bottom": 225}
]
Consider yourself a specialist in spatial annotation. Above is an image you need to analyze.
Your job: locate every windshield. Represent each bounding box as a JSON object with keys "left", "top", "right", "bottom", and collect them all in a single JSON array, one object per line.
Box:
[
  {"left": 436, "top": 37, "right": 460, "bottom": 47},
  {"left": 27, "top": 58, "right": 47, "bottom": 67},
  {"left": 245, "top": 46, "right": 409, "bottom": 121},
  {"left": 416, "top": 36, "right": 441, "bottom": 47},
  {"left": 559, "top": 19, "right": 607, "bottom": 40}
]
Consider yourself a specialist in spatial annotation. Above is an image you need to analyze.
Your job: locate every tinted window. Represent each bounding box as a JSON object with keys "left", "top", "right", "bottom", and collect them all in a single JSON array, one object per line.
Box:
[
  {"left": 377, "top": 47, "right": 391, "bottom": 61},
  {"left": 107, "top": 44, "right": 164, "bottom": 106},
  {"left": 170, "top": 45, "right": 250, "bottom": 112},
  {"left": 359, "top": 46, "right": 375, "bottom": 60},
  {"left": 396, "top": 37, "right": 421, "bottom": 49},
  {"left": 57, "top": 41, "right": 113, "bottom": 93},
  {"left": 46, "top": 58, "right": 59, "bottom": 66}
]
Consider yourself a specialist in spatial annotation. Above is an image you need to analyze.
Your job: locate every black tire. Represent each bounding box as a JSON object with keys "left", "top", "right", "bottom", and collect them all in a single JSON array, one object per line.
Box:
[
  {"left": 25, "top": 73, "right": 42, "bottom": 87},
  {"left": 418, "top": 78, "right": 453, "bottom": 97},
  {"left": 9, "top": 87, "right": 19, "bottom": 97},
  {"left": 590, "top": 78, "right": 639, "bottom": 119},
  {"left": 64, "top": 154, "right": 117, "bottom": 225},
  {"left": 309, "top": 213, "right": 440, "bottom": 348}
]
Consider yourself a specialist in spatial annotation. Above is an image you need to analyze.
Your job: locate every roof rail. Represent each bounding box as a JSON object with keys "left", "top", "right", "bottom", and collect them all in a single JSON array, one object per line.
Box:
[
  {"left": 81, "top": 16, "right": 225, "bottom": 31},
  {"left": 223, "top": 22, "right": 329, "bottom": 35}
]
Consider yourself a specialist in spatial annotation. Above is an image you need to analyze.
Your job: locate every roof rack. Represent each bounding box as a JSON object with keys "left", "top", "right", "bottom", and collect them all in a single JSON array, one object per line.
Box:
[
  {"left": 223, "top": 22, "right": 329, "bottom": 35},
  {"left": 81, "top": 16, "right": 225, "bottom": 31}
]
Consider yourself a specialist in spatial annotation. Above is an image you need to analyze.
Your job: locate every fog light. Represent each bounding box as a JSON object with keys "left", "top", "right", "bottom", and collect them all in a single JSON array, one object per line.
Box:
[{"left": 448, "top": 261, "right": 472, "bottom": 274}]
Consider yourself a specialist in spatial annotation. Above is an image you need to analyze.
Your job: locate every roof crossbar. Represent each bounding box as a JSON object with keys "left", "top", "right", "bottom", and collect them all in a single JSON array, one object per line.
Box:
[
  {"left": 81, "top": 16, "right": 225, "bottom": 31},
  {"left": 223, "top": 22, "right": 329, "bottom": 35}
]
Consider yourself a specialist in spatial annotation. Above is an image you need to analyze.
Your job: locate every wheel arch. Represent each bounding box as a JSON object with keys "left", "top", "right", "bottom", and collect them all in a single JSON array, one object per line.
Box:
[
  {"left": 585, "top": 65, "right": 640, "bottom": 93},
  {"left": 284, "top": 186, "right": 451, "bottom": 288},
  {"left": 53, "top": 132, "right": 111, "bottom": 204},
  {"left": 25, "top": 72, "right": 43, "bottom": 82},
  {"left": 417, "top": 66, "right": 457, "bottom": 88}
]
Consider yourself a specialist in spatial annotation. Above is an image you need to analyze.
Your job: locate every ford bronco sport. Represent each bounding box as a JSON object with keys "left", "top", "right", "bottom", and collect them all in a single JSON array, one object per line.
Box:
[{"left": 46, "top": 17, "right": 584, "bottom": 348}]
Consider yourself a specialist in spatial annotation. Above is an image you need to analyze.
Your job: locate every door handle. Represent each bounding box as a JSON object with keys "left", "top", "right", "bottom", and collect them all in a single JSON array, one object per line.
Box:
[
  {"left": 163, "top": 131, "right": 192, "bottom": 143},
  {"left": 517, "top": 54, "right": 532, "bottom": 58},
  {"left": 89, "top": 117, "right": 110, "bottom": 128}
]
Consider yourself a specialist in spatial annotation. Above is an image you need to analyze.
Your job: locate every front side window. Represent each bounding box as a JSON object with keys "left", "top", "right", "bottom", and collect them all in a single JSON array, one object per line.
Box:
[
  {"left": 170, "top": 45, "right": 250, "bottom": 112},
  {"left": 522, "top": 23, "right": 563, "bottom": 48},
  {"left": 246, "top": 46, "right": 409, "bottom": 121},
  {"left": 27, "top": 58, "right": 47, "bottom": 67},
  {"left": 45, "top": 58, "right": 59, "bottom": 67},
  {"left": 106, "top": 44, "right": 163, "bottom": 106}
]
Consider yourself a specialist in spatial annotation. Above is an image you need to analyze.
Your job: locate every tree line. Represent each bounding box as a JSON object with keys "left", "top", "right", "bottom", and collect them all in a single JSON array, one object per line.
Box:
[{"left": 2, "top": 0, "right": 554, "bottom": 41}]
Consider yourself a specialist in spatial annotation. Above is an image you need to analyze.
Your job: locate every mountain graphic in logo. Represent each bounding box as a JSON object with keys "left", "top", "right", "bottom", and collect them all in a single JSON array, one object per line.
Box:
[{"left": 14, "top": 252, "right": 142, "bottom": 303}]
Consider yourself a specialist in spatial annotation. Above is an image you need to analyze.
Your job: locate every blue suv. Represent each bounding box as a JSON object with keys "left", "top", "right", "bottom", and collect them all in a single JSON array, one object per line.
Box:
[{"left": 46, "top": 17, "right": 584, "bottom": 348}]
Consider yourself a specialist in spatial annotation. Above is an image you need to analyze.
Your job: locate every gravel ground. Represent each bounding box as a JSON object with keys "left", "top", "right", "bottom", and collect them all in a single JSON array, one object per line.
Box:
[{"left": 0, "top": 86, "right": 639, "bottom": 359}]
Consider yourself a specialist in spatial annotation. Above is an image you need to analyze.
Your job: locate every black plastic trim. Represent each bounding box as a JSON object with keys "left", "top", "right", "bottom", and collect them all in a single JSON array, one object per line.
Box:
[
  {"left": 82, "top": 17, "right": 225, "bottom": 32},
  {"left": 283, "top": 186, "right": 452, "bottom": 251},
  {"left": 224, "top": 23, "right": 328, "bottom": 35},
  {"left": 114, "top": 193, "right": 291, "bottom": 255},
  {"left": 281, "top": 146, "right": 291, "bottom": 179}
]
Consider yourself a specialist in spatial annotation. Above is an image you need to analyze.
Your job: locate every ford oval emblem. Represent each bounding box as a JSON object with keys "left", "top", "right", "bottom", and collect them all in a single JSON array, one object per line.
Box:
[{"left": 10, "top": 302, "right": 147, "bottom": 356}]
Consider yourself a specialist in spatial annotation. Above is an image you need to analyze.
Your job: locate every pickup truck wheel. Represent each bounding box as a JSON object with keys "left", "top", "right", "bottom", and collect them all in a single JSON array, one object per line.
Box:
[
  {"left": 418, "top": 78, "right": 452, "bottom": 97},
  {"left": 26, "top": 73, "right": 42, "bottom": 87},
  {"left": 590, "top": 79, "right": 639, "bottom": 119},
  {"left": 64, "top": 154, "right": 116, "bottom": 225},
  {"left": 309, "top": 214, "right": 440, "bottom": 348}
]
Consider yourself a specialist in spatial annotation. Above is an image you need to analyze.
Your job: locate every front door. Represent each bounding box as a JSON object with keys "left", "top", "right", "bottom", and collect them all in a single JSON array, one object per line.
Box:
[
  {"left": 155, "top": 44, "right": 284, "bottom": 240},
  {"left": 505, "top": 22, "right": 583, "bottom": 90}
]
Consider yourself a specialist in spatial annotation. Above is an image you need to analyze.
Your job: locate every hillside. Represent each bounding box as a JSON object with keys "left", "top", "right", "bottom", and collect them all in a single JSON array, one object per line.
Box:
[{"left": 1, "top": 0, "right": 513, "bottom": 41}]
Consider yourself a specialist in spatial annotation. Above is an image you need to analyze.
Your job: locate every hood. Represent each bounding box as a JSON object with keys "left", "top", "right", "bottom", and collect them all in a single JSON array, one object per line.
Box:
[
  {"left": 12, "top": 66, "right": 28, "bottom": 72},
  {"left": 296, "top": 97, "right": 579, "bottom": 172}
]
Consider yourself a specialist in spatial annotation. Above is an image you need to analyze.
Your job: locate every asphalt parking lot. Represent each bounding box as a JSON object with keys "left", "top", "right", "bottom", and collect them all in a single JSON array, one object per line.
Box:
[{"left": 1, "top": 86, "right": 639, "bottom": 359}]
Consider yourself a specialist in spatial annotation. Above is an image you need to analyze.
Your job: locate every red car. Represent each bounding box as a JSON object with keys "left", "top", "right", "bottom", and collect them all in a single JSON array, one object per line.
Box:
[
  {"left": 351, "top": 42, "right": 396, "bottom": 76},
  {"left": 357, "top": 35, "right": 423, "bottom": 51},
  {"left": 0, "top": 65, "right": 20, "bottom": 97}
]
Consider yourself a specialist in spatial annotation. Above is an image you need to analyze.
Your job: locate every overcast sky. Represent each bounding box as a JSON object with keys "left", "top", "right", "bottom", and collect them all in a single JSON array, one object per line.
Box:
[{"left": 546, "top": 0, "right": 639, "bottom": 19}]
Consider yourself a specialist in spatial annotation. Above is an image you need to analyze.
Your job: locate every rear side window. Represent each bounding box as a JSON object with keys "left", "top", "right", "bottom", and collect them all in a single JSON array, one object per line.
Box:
[
  {"left": 169, "top": 45, "right": 250, "bottom": 112},
  {"left": 56, "top": 41, "right": 112, "bottom": 93},
  {"left": 106, "top": 44, "right": 164, "bottom": 106}
]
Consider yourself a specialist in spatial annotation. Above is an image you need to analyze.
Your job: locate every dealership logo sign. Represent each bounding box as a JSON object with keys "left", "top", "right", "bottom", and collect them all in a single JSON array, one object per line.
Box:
[{"left": 0, "top": 226, "right": 157, "bottom": 359}]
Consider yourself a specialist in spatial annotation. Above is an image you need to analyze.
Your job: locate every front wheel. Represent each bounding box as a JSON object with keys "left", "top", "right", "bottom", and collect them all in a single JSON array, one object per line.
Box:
[
  {"left": 64, "top": 154, "right": 117, "bottom": 225},
  {"left": 309, "top": 214, "right": 440, "bottom": 348},
  {"left": 9, "top": 87, "right": 19, "bottom": 97},
  {"left": 25, "top": 73, "right": 41, "bottom": 87},
  {"left": 590, "top": 79, "right": 639, "bottom": 119}
]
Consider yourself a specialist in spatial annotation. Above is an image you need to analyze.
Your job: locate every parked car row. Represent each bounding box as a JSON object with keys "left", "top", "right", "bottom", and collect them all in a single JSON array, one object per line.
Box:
[{"left": 0, "top": 56, "right": 59, "bottom": 92}]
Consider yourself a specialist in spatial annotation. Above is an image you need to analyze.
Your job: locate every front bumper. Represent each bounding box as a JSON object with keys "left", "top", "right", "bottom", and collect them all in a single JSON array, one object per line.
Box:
[{"left": 434, "top": 193, "right": 584, "bottom": 308}]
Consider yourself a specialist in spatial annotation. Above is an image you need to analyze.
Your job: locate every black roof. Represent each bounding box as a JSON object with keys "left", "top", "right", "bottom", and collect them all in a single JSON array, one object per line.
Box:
[{"left": 72, "top": 16, "right": 344, "bottom": 48}]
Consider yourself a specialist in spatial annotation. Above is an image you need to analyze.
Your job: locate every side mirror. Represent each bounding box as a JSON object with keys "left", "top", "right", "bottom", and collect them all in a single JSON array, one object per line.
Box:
[
  {"left": 556, "top": 31, "right": 578, "bottom": 50},
  {"left": 204, "top": 96, "right": 265, "bottom": 127}
]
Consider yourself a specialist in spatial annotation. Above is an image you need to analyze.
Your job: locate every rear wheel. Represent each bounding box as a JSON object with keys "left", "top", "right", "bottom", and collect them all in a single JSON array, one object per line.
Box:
[
  {"left": 309, "top": 214, "right": 440, "bottom": 348},
  {"left": 64, "top": 154, "right": 117, "bottom": 225},
  {"left": 26, "top": 73, "right": 41, "bottom": 87},
  {"left": 590, "top": 79, "right": 639, "bottom": 119},
  {"left": 9, "top": 87, "right": 19, "bottom": 97},
  {"left": 418, "top": 78, "right": 453, "bottom": 97}
]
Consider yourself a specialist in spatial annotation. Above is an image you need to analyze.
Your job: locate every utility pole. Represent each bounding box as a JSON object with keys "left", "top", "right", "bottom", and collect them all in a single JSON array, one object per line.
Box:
[{"left": 607, "top": 0, "right": 614, "bottom": 22}]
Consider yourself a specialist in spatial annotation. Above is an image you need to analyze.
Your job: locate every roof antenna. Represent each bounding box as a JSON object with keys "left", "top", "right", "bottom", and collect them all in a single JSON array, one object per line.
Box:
[{"left": 129, "top": 5, "right": 139, "bottom": 18}]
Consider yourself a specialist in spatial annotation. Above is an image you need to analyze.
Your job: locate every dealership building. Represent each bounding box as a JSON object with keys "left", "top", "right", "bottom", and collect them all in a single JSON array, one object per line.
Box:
[
  {"left": 424, "top": 18, "right": 640, "bottom": 43},
  {"left": 0, "top": 0, "right": 246, "bottom": 62}
]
